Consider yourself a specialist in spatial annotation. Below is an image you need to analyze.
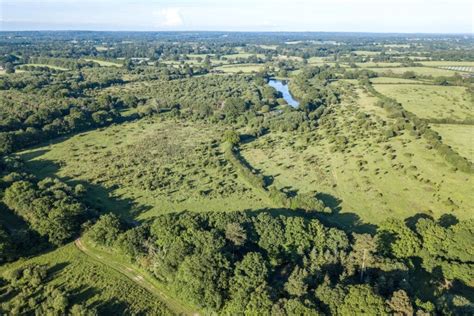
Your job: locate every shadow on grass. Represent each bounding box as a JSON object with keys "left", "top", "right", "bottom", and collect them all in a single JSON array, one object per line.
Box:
[
  {"left": 18, "top": 150, "right": 152, "bottom": 221},
  {"left": 245, "top": 206, "right": 378, "bottom": 235}
]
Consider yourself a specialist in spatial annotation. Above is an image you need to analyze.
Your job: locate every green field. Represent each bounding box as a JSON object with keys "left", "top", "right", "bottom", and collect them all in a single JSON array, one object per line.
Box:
[
  {"left": 369, "top": 77, "right": 424, "bottom": 84},
  {"left": 368, "top": 66, "right": 460, "bottom": 77},
  {"left": 420, "top": 61, "right": 474, "bottom": 67},
  {"left": 431, "top": 124, "right": 474, "bottom": 162},
  {"left": 240, "top": 89, "right": 474, "bottom": 224},
  {"left": 83, "top": 58, "right": 123, "bottom": 67},
  {"left": 356, "top": 62, "right": 403, "bottom": 68},
  {"left": 374, "top": 84, "right": 473, "bottom": 121},
  {"left": 215, "top": 63, "right": 264, "bottom": 73},
  {"left": 19, "top": 118, "right": 268, "bottom": 220}
]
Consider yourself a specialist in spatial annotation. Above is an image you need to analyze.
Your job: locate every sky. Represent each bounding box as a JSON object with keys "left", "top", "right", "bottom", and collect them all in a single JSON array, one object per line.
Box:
[{"left": 1, "top": 0, "right": 473, "bottom": 33}]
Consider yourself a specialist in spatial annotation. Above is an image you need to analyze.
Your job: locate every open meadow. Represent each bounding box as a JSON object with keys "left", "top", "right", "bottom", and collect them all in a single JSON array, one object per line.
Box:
[{"left": 373, "top": 84, "right": 473, "bottom": 121}]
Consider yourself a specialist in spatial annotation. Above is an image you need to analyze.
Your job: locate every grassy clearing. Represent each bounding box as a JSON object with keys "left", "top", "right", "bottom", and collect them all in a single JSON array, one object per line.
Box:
[
  {"left": 368, "top": 66, "right": 460, "bottom": 77},
  {"left": 215, "top": 63, "right": 264, "bottom": 73},
  {"left": 83, "top": 58, "right": 122, "bottom": 67},
  {"left": 240, "top": 89, "right": 474, "bottom": 225},
  {"left": 0, "top": 244, "right": 173, "bottom": 315},
  {"left": 430, "top": 124, "right": 474, "bottom": 162},
  {"left": 373, "top": 84, "right": 473, "bottom": 121},
  {"left": 19, "top": 118, "right": 268, "bottom": 220}
]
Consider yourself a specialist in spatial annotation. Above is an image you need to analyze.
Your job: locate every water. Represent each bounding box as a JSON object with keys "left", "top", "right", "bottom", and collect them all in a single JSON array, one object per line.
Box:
[{"left": 268, "top": 79, "right": 300, "bottom": 108}]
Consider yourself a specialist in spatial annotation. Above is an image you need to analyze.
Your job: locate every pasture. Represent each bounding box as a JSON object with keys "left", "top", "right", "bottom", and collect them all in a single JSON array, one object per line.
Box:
[
  {"left": 240, "top": 89, "right": 474, "bottom": 224},
  {"left": 83, "top": 58, "right": 123, "bottom": 67},
  {"left": 368, "top": 66, "right": 460, "bottom": 77},
  {"left": 430, "top": 124, "right": 474, "bottom": 162},
  {"left": 215, "top": 63, "right": 264, "bottom": 73},
  {"left": 373, "top": 84, "right": 473, "bottom": 121}
]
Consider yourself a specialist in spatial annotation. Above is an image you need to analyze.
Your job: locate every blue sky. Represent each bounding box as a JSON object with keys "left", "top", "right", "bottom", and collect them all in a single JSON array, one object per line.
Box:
[{"left": 1, "top": 0, "right": 472, "bottom": 33}]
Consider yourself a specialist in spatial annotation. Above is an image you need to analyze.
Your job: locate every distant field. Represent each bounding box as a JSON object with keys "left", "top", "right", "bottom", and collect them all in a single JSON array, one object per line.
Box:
[
  {"left": 23, "top": 63, "right": 68, "bottom": 70},
  {"left": 240, "top": 89, "right": 474, "bottom": 224},
  {"left": 430, "top": 124, "right": 474, "bottom": 162},
  {"left": 368, "top": 66, "right": 459, "bottom": 77},
  {"left": 19, "top": 118, "right": 268, "bottom": 220},
  {"left": 370, "top": 77, "right": 424, "bottom": 84},
  {"left": 84, "top": 58, "right": 122, "bottom": 67},
  {"left": 356, "top": 62, "right": 403, "bottom": 68},
  {"left": 352, "top": 50, "right": 380, "bottom": 56},
  {"left": 222, "top": 53, "right": 265, "bottom": 59},
  {"left": 215, "top": 63, "right": 264, "bottom": 73},
  {"left": 420, "top": 61, "right": 474, "bottom": 68},
  {"left": 374, "top": 84, "right": 473, "bottom": 121}
]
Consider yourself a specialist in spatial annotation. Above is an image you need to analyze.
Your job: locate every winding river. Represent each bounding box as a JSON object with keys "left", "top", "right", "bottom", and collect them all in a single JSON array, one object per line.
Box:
[{"left": 268, "top": 79, "right": 300, "bottom": 108}]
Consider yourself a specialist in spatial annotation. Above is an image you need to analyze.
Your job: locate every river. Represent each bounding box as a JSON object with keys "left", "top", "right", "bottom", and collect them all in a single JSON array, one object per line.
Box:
[{"left": 268, "top": 79, "right": 300, "bottom": 108}]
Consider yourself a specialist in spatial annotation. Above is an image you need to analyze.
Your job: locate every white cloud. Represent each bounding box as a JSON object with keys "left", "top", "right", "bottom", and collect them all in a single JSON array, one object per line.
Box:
[{"left": 156, "top": 8, "right": 183, "bottom": 27}]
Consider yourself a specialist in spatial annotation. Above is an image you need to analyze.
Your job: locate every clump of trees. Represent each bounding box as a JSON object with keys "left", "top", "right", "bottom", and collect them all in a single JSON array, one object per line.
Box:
[
  {"left": 85, "top": 211, "right": 474, "bottom": 315},
  {"left": 3, "top": 175, "right": 93, "bottom": 245}
]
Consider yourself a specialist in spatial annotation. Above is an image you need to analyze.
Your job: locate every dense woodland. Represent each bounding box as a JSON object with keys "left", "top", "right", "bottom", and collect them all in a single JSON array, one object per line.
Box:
[{"left": 0, "top": 31, "right": 473, "bottom": 315}]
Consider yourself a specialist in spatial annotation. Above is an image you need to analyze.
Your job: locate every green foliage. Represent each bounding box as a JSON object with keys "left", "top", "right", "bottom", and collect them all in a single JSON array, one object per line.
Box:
[
  {"left": 3, "top": 177, "right": 91, "bottom": 245},
  {"left": 339, "top": 284, "right": 388, "bottom": 315},
  {"left": 85, "top": 213, "right": 123, "bottom": 247}
]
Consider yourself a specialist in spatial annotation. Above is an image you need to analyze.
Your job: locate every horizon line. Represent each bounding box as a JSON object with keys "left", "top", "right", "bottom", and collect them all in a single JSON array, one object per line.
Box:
[{"left": 1, "top": 29, "right": 472, "bottom": 36}]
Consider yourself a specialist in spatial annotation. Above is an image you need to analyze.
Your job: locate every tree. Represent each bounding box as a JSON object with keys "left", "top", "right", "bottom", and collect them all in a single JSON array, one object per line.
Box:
[
  {"left": 4, "top": 62, "right": 15, "bottom": 74},
  {"left": 225, "top": 222, "right": 247, "bottom": 246},
  {"left": 223, "top": 97, "right": 247, "bottom": 120},
  {"left": 85, "top": 213, "right": 123, "bottom": 247},
  {"left": 222, "top": 130, "right": 240, "bottom": 146},
  {"left": 285, "top": 266, "right": 308, "bottom": 297},
  {"left": 339, "top": 285, "right": 388, "bottom": 316},
  {"left": 387, "top": 290, "right": 414, "bottom": 316}
]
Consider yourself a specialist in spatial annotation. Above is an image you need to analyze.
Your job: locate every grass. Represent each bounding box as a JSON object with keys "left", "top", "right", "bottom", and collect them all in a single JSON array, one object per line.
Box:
[
  {"left": 430, "top": 124, "right": 474, "bottom": 162},
  {"left": 83, "top": 59, "right": 123, "bottom": 67},
  {"left": 18, "top": 118, "right": 268, "bottom": 220},
  {"left": 420, "top": 61, "right": 474, "bottom": 67},
  {"left": 355, "top": 62, "right": 403, "bottom": 68},
  {"left": 0, "top": 244, "right": 174, "bottom": 315},
  {"left": 240, "top": 89, "right": 474, "bottom": 225},
  {"left": 369, "top": 77, "right": 424, "bottom": 84},
  {"left": 215, "top": 63, "right": 264, "bottom": 73},
  {"left": 368, "top": 66, "right": 460, "bottom": 77},
  {"left": 222, "top": 53, "right": 265, "bottom": 59},
  {"left": 373, "top": 84, "right": 473, "bottom": 121}
]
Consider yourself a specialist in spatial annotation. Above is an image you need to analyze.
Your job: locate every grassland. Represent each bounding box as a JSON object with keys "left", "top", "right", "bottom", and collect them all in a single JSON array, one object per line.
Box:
[
  {"left": 240, "top": 89, "right": 474, "bottom": 225},
  {"left": 215, "top": 63, "right": 264, "bottom": 73},
  {"left": 368, "top": 66, "right": 460, "bottom": 77},
  {"left": 430, "top": 124, "right": 474, "bottom": 162},
  {"left": 373, "top": 84, "right": 473, "bottom": 121},
  {"left": 0, "top": 244, "right": 174, "bottom": 315},
  {"left": 355, "top": 62, "right": 403, "bottom": 68},
  {"left": 369, "top": 77, "right": 424, "bottom": 84},
  {"left": 19, "top": 118, "right": 268, "bottom": 220},
  {"left": 83, "top": 58, "right": 123, "bottom": 67}
]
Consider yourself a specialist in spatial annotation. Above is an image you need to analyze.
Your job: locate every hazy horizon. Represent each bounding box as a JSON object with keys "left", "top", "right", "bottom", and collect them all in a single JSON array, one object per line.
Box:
[{"left": 1, "top": 0, "right": 473, "bottom": 34}]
